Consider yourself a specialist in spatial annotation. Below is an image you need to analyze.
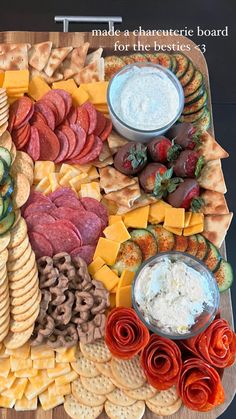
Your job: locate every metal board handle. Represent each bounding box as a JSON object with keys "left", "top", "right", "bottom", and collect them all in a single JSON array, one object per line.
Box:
[{"left": 54, "top": 15, "right": 122, "bottom": 32}]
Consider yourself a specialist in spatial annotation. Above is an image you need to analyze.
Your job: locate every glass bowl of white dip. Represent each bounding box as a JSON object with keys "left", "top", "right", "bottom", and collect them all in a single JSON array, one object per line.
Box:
[
  {"left": 132, "top": 251, "right": 220, "bottom": 340},
  {"left": 107, "top": 63, "right": 184, "bottom": 143}
]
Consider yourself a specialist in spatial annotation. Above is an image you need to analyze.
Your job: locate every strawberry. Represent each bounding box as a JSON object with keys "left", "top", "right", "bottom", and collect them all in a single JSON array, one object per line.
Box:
[
  {"left": 139, "top": 163, "right": 167, "bottom": 193},
  {"left": 167, "top": 122, "right": 202, "bottom": 150},
  {"left": 148, "top": 136, "right": 181, "bottom": 163},
  {"left": 173, "top": 150, "right": 204, "bottom": 178},
  {"left": 167, "top": 178, "right": 204, "bottom": 210},
  {"left": 114, "top": 142, "right": 147, "bottom": 175},
  {"left": 152, "top": 167, "right": 183, "bottom": 199}
]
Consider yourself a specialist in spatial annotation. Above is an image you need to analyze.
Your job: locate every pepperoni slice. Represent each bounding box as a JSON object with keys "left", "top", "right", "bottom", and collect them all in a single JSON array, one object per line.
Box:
[
  {"left": 177, "top": 358, "right": 224, "bottom": 411},
  {"left": 43, "top": 91, "right": 66, "bottom": 124},
  {"left": 34, "top": 101, "right": 56, "bottom": 131},
  {"left": 74, "top": 134, "right": 95, "bottom": 160},
  {"left": 12, "top": 123, "right": 31, "bottom": 149},
  {"left": 67, "top": 106, "right": 78, "bottom": 124},
  {"left": 54, "top": 129, "right": 70, "bottom": 163},
  {"left": 9, "top": 97, "right": 34, "bottom": 129},
  {"left": 105, "top": 308, "right": 150, "bottom": 359},
  {"left": 60, "top": 125, "right": 77, "bottom": 159},
  {"left": 93, "top": 111, "right": 106, "bottom": 136},
  {"left": 67, "top": 124, "right": 87, "bottom": 159},
  {"left": 76, "top": 106, "right": 90, "bottom": 133},
  {"left": 67, "top": 136, "right": 103, "bottom": 165},
  {"left": 140, "top": 334, "right": 182, "bottom": 390},
  {"left": 24, "top": 126, "right": 40, "bottom": 161},
  {"left": 81, "top": 102, "right": 97, "bottom": 134},
  {"left": 100, "top": 118, "right": 112, "bottom": 141},
  {"left": 32, "top": 122, "right": 60, "bottom": 161},
  {"left": 53, "top": 89, "right": 72, "bottom": 116},
  {"left": 30, "top": 110, "right": 47, "bottom": 126},
  {"left": 80, "top": 197, "right": 108, "bottom": 230}
]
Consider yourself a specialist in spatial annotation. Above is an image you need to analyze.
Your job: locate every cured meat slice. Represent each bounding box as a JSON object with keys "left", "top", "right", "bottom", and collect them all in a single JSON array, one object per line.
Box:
[
  {"left": 48, "top": 187, "right": 78, "bottom": 202},
  {"left": 12, "top": 123, "right": 31, "bottom": 149},
  {"left": 74, "top": 134, "right": 95, "bottom": 160},
  {"left": 80, "top": 197, "right": 108, "bottom": 230},
  {"left": 93, "top": 111, "right": 106, "bottom": 136},
  {"left": 100, "top": 118, "right": 112, "bottom": 141},
  {"left": 54, "top": 129, "right": 70, "bottom": 163},
  {"left": 34, "top": 101, "right": 56, "bottom": 131},
  {"left": 68, "top": 124, "right": 87, "bottom": 159},
  {"left": 67, "top": 106, "right": 77, "bottom": 124},
  {"left": 25, "top": 126, "right": 40, "bottom": 161},
  {"left": 60, "top": 125, "right": 77, "bottom": 159},
  {"left": 22, "top": 190, "right": 52, "bottom": 214},
  {"left": 82, "top": 102, "right": 97, "bottom": 134},
  {"left": 70, "top": 245, "right": 95, "bottom": 265},
  {"left": 9, "top": 97, "right": 34, "bottom": 129},
  {"left": 43, "top": 91, "right": 66, "bottom": 124},
  {"left": 177, "top": 358, "right": 224, "bottom": 411},
  {"left": 40, "top": 98, "right": 60, "bottom": 126},
  {"left": 33, "top": 122, "right": 60, "bottom": 161},
  {"left": 28, "top": 231, "right": 53, "bottom": 259},
  {"left": 24, "top": 201, "right": 56, "bottom": 218},
  {"left": 67, "top": 136, "right": 103, "bottom": 164},
  {"left": 26, "top": 212, "right": 55, "bottom": 231},
  {"left": 53, "top": 196, "right": 85, "bottom": 211},
  {"left": 76, "top": 106, "right": 89, "bottom": 133},
  {"left": 105, "top": 308, "right": 150, "bottom": 359},
  {"left": 53, "top": 89, "right": 72, "bottom": 116},
  {"left": 140, "top": 334, "right": 182, "bottom": 390}
]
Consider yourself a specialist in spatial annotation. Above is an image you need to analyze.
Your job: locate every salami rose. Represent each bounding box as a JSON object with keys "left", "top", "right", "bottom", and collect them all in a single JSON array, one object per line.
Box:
[
  {"left": 177, "top": 358, "right": 224, "bottom": 411},
  {"left": 182, "top": 318, "right": 236, "bottom": 369},
  {"left": 105, "top": 308, "right": 150, "bottom": 359},
  {"left": 140, "top": 334, "right": 182, "bottom": 390}
]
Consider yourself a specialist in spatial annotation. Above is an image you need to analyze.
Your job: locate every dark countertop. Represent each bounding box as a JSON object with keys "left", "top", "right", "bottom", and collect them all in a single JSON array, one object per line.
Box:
[{"left": 1, "top": 0, "right": 236, "bottom": 417}]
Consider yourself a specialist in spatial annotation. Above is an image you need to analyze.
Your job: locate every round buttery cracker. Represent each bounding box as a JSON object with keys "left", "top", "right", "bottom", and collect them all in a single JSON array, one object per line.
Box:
[
  {"left": 71, "top": 351, "right": 99, "bottom": 378},
  {"left": 7, "top": 243, "right": 32, "bottom": 272},
  {"left": 0, "top": 314, "right": 10, "bottom": 334},
  {"left": 0, "top": 248, "right": 8, "bottom": 268},
  {"left": 0, "top": 322, "right": 9, "bottom": 342},
  {"left": 10, "top": 305, "right": 39, "bottom": 333},
  {"left": 15, "top": 151, "right": 33, "bottom": 168},
  {"left": 11, "top": 157, "right": 34, "bottom": 186},
  {"left": 9, "top": 264, "right": 37, "bottom": 290},
  {"left": 11, "top": 289, "right": 40, "bottom": 315},
  {"left": 0, "top": 287, "right": 9, "bottom": 310},
  {"left": 147, "top": 386, "right": 179, "bottom": 407},
  {"left": 96, "top": 361, "right": 113, "bottom": 379},
  {"left": 0, "top": 232, "right": 11, "bottom": 252},
  {"left": 3, "top": 323, "right": 34, "bottom": 349},
  {"left": 12, "top": 209, "right": 21, "bottom": 228},
  {"left": 124, "top": 382, "right": 157, "bottom": 401},
  {"left": 72, "top": 378, "right": 106, "bottom": 407},
  {"left": 10, "top": 277, "right": 38, "bottom": 306},
  {"left": 146, "top": 397, "right": 182, "bottom": 416},
  {"left": 0, "top": 130, "right": 12, "bottom": 151},
  {"left": 10, "top": 272, "right": 38, "bottom": 298},
  {"left": 8, "top": 235, "right": 29, "bottom": 262},
  {"left": 105, "top": 400, "right": 145, "bottom": 419},
  {"left": 0, "top": 111, "right": 9, "bottom": 123},
  {"left": 10, "top": 142, "right": 16, "bottom": 163},
  {"left": 8, "top": 217, "right": 27, "bottom": 249},
  {"left": 12, "top": 173, "right": 30, "bottom": 209},
  {"left": 12, "top": 291, "right": 41, "bottom": 322},
  {"left": 80, "top": 374, "right": 115, "bottom": 395},
  {"left": 107, "top": 388, "right": 135, "bottom": 407},
  {"left": 0, "top": 122, "right": 8, "bottom": 136},
  {"left": 64, "top": 394, "right": 103, "bottom": 419},
  {"left": 111, "top": 356, "right": 146, "bottom": 390},
  {"left": 80, "top": 339, "right": 112, "bottom": 363},
  {"left": 0, "top": 103, "right": 9, "bottom": 115},
  {"left": 8, "top": 251, "right": 35, "bottom": 282},
  {"left": 0, "top": 276, "right": 8, "bottom": 295},
  {"left": 110, "top": 376, "right": 130, "bottom": 391}
]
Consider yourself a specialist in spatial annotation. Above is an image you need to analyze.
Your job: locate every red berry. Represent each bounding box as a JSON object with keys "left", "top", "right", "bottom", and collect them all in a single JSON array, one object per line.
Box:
[{"left": 181, "top": 185, "right": 200, "bottom": 209}]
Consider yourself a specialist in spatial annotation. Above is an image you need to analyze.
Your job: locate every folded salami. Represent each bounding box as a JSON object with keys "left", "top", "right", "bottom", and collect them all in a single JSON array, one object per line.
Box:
[
  {"left": 140, "top": 334, "right": 182, "bottom": 390},
  {"left": 177, "top": 358, "right": 224, "bottom": 411},
  {"left": 105, "top": 307, "right": 150, "bottom": 359}
]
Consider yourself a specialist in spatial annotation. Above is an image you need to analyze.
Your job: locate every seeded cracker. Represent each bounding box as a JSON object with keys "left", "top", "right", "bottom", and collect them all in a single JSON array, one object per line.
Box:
[
  {"left": 124, "top": 382, "right": 157, "bottom": 401},
  {"left": 111, "top": 356, "right": 146, "bottom": 390},
  {"left": 72, "top": 378, "right": 106, "bottom": 406},
  {"left": 105, "top": 400, "right": 145, "bottom": 419},
  {"left": 146, "top": 396, "right": 182, "bottom": 416},
  {"left": 64, "top": 394, "right": 103, "bottom": 419},
  {"left": 80, "top": 339, "right": 112, "bottom": 363},
  {"left": 107, "top": 387, "right": 136, "bottom": 407},
  {"left": 71, "top": 351, "right": 99, "bottom": 378}
]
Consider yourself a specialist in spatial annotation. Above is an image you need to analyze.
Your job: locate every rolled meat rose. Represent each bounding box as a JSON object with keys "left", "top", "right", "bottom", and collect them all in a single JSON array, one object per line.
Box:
[
  {"left": 140, "top": 334, "right": 182, "bottom": 390},
  {"left": 105, "top": 308, "right": 150, "bottom": 359},
  {"left": 182, "top": 318, "right": 236, "bottom": 369},
  {"left": 177, "top": 358, "right": 224, "bottom": 411}
]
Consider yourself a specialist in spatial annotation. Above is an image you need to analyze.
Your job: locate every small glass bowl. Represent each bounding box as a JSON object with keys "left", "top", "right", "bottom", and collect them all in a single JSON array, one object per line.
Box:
[
  {"left": 132, "top": 251, "right": 220, "bottom": 340},
  {"left": 107, "top": 62, "right": 184, "bottom": 143}
]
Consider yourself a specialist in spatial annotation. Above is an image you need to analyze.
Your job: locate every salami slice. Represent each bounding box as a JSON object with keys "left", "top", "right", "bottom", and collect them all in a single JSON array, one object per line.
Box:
[
  {"left": 9, "top": 97, "right": 34, "bottom": 129},
  {"left": 67, "top": 136, "right": 103, "bottom": 164},
  {"left": 105, "top": 308, "right": 150, "bottom": 359},
  {"left": 60, "top": 125, "right": 77, "bottom": 159},
  {"left": 53, "top": 89, "right": 72, "bottom": 116},
  {"left": 68, "top": 124, "right": 87, "bottom": 159},
  {"left": 25, "top": 126, "right": 40, "bottom": 161},
  {"left": 34, "top": 101, "right": 56, "bottom": 131},
  {"left": 67, "top": 106, "right": 77, "bottom": 124},
  {"left": 40, "top": 98, "right": 60, "bottom": 126},
  {"left": 70, "top": 245, "right": 95, "bottom": 265},
  {"left": 81, "top": 102, "right": 97, "bottom": 134},
  {"left": 28, "top": 231, "right": 53, "bottom": 259},
  {"left": 76, "top": 106, "right": 89, "bottom": 133},
  {"left": 43, "top": 91, "right": 66, "bottom": 124},
  {"left": 80, "top": 197, "right": 108, "bottom": 230},
  {"left": 53, "top": 196, "right": 85, "bottom": 211},
  {"left": 48, "top": 187, "right": 78, "bottom": 202},
  {"left": 33, "top": 122, "right": 60, "bottom": 161},
  {"left": 93, "top": 111, "right": 106, "bottom": 136},
  {"left": 100, "top": 118, "right": 112, "bottom": 141},
  {"left": 12, "top": 123, "right": 31, "bottom": 149},
  {"left": 30, "top": 110, "right": 47, "bottom": 126},
  {"left": 26, "top": 212, "right": 55, "bottom": 231},
  {"left": 74, "top": 134, "right": 95, "bottom": 160},
  {"left": 24, "top": 202, "right": 56, "bottom": 218},
  {"left": 22, "top": 190, "right": 52, "bottom": 211},
  {"left": 140, "top": 334, "right": 182, "bottom": 390},
  {"left": 54, "top": 129, "right": 70, "bottom": 163}
]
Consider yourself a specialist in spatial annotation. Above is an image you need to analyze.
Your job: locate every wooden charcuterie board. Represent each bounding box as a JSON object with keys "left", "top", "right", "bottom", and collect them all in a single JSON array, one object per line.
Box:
[{"left": 0, "top": 30, "right": 235, "bottom": 419}]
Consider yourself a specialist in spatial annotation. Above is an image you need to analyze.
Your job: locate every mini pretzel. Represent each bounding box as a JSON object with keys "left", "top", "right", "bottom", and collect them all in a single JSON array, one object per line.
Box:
[
  {"left": 38, "top": 315, "right": 55, "bottom": 336},
  {"left": 53, "top": 252, "right": 71, "bottom": 270},
  {"left": 51, "top": 291, "right": 74, "bottom": 325},
  {"left": 74, "top": 291, "right": 94, "bottom": 312},
  {"left": 47, "top": 324, "right": 78, "bottom": 348},
  {"left": 50, "top": 273, "right": 69, "bottom": 305},
  {"left": 37, "top": 256, "right": 54, "bottom": 274},
  {"left": 38, "top": 289, "right": 52, "bottom": 322},
  {"left": 39, "top": 268, "right": 59, "bottom": 288},
  {"left": 71, "top": 310, "right": 90, "bottom": 325}
]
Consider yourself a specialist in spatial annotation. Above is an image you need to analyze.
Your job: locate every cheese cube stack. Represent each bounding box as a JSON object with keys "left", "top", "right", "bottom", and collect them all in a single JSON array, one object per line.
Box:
[{"left": 2, "top": 70, "right": 29, "bottom": 103}]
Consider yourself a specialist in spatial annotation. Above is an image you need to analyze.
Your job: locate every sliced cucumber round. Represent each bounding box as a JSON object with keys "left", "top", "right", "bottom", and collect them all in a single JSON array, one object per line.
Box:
[
  {"left": 173, "top": 235, "right": 188, "bottom": 252},
  {"left": 2, "top": 196, "right": 13, "bottom": 219},
  {"left": 112, "top": 240, "right": 142, "bottom": 275},
  {"left": 147, "top": 224, "right": 175, "bottom": 252},
  {"left": 0, "top": 211, "right": 15, "bottom": 236},
  {"left": 186, "top": 234, "right": 199, "bottom": 256},
  {"left": 193, "top": 108, "right": 211, "bottom": 131},
  {"left": 170, "top": 55, "right": 177, "bottom": 73},
  {"left": 204, "top": 240, "right": 222, "bottom": 272},
  {"left": 195, "top": 234, "right": 208, "bottom": 260},
  {"left": 214, "top": 259, "right": 234, "bottom": 292},
  {"left": 184, "top": 85, "right": 205, "bottom": 105},
  {"left": 0, "top": 175, "right": 14, "bottom": 199},
  {"left": 184, "top": 70, "right": 203, "bottom": 97},
  {"left": 179, "top": 61, "right": 195, "bottom": 88},
  {"left": 0, "top": 159, "right": 9, "bottom": 186},
  {"left": 182, "top": 91, "right": 208, "bottom": 115},
  {"left": 130, "top": 229, "right": 158, "bottom": 261},
  {"left": 173, "top": 53, "right": 189, "bottom": 78},
  {"left": 0, "top": 195, "right": 3, "bottom": 219},
  {"left": 154, "top": 53, "right": 173, "bottom": 69},
  {"left": 179, "top": 106, "right": 206, "bottom": 123},
  {"left": 0, "top": 147, "right": 12, "bottom": 168}
]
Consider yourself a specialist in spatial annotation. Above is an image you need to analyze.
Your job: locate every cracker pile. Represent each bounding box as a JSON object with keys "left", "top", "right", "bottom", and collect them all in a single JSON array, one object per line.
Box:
[{"left": 0, "top": 88, "right": 9, "bottom": 135}]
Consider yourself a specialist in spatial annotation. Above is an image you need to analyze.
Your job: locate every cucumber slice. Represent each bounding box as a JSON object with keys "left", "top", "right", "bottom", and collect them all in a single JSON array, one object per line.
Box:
[
  {"left": 179, "top": 61, "right": 195, "bottom": 88},
  {"left": 122, "top": 55, "right": 135, "bottom": 65},
  {"left": 182, "top": 91, "right": 208, "bottom": 115},
  {"left": 0, "top": 211, "right": 15, "bottom": 235},
  {"left": 173, "top": 235, "right": 188, "bottom": 252},
  {"left": 214, "top": 259, "right": 234, "bottom": 292},
  {"left": 184, "top": 85, "right": 205, "bottom": 105},
  {"left": 170, "top": 55, "right": 177, "bottom": 73},
  {"left": 112, "top": 240, "right": 142, "bottom": 275},
  {"left": 129, "top": 53, "right": 147, "bottom": 63},
  {"left": 2, "top": 196, "right": 13, "bottom": 218},
  {"left": 184, "top": 70, "right": 204, "bottom": 97},
  {"left": 0, "top": 176, "right": 14, "bottom": 199},
  {"left": 0, "top": 195, "right": 3, "bottom": 219},
  {"left": 0, "top": 159, "right": 6, "bottom": 185},
  {"left": 173, "top": 53, "right": 189, "bottom": 78},
  {"left": 179, "top": 106, "right": 206, "bottom": 123},
  {"left": 193, "top": 108, "right": 211, "bottom": 131},
  {"left": 147, "top": 224, "right": 175, "bottom": 252},
  {"left": 186, "top": 235, "right": 199, "bottom": 256},
  {"left": 0, "top": 147, "right": 12, "bottom": 168},
  {"left": 154, "top": 53, "right": 172, "bottom": 69},
  {"left": 195, "top": 234, "right": 208, "bottom": 260},
  {"left": 204, "top": 240, "right": 222, "bottom": 272},
  {"left": 130, "top": 229, "right": 158, "bottom": 261}
]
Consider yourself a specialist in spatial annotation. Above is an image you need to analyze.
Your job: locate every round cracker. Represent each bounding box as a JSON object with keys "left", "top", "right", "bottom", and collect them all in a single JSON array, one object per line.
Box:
[
  {"left": 11, "top": 289, "right": 40, "bottom": 315},
  {"left": 10, "top": 277, "right": 38, "bottom": 306},
  {"left": 0, "top": 287, "right": 9, "bottom": 310},
  {"left": 0, "top": 103, "right": 9, "bottom": 114},
  {"left": 0, "top": 322, "right": 9, "bottom": 342},
  {"left": 10, "top": 142, "right": 16, "bottom": 163},
  {"left": 7, "top": 243, "right": 32, "bottom": 272},
  {"left": 95, "top": 361, "right": 112, "bottom": 379},
  {"left": 64, "top": 394, "right": 103, "bottom": 419},
  {"left": 0, "top": 248, "right": 8, "bottom": 268},
  {"left": 110, "top": 376, "right": 130, "bottom": 391},
  {"left": 124, "top": 382, "right": 157, "bottom": 401},
  {"left": 0, "top": 314, "right": 10, "bottom": 333},
  {"left": 0, "top": 131, "right": 12, "bottom": 151},
  {"left": 3, "top": 323, "right": 34, "bottom": 349},
  {"left": 0, "top": 232, "right": 11, "bottom": 252},
  {"left": 146, "top": 397, "right": 182, "bottom": 416},
  {"left": 8, "top": 251, "right": 35, "bottom": 282},
  {"left": 71, "top": 351, "right": 99, "bottom": 378},
  {"left": 80, "top": 374, "right": 115, "bottom": 395},
  {"left": 11, "top": 158, "right": 34, "bottom": 186},
  {"left": 148, "top": 386, "right": 179, "bottom": 407},
  {"left": 10, "top": 305, "right": 39, "bottom": 333},
  {"left": 12, "top": 291, "right": 41, "bottom": 322},
  {"left": 0, "top": 268, "right": 7, "bottom": 286},
  {"left": 12, "top": 173, "right": 30, "bottom": 209},
  {"left": 9, "top": 264, "right": 37, "bottom": 290},
  {"left": 0, "top": 276, "right": 8, "bottom": 295},
  {"left": 111, "top": 357, "right": 146, "bottom": 390},
  {"left": 8, "top": 235, "right": 29, "bottom": 262},
  {"left": 0, "top": 110, "right": 9, "bottom": 123},
  {"left": 105, "top": 400, "right": 145, "bottom": 419},
  {"left": 12, "top": 209, "right": 21, "bottom": 229},
  {"left": 16, "top": 151, "right": 33, "bottom": 168},
  {"left": 10, "top": 272, "right": 38, "bottom": 298},
  {"left": 8, "top": 217, "right": 27, "bottom": 249},
  {"left": 107, "top": 388, "right": 135, "bottom": 407},
  {"left": 0, "top": 122, "right": 8, "bottom": 136},
  {"left": 80, "top": 339, "right": 112, "bottom": 363},
  {"left": 72, "top": 378, "right": 106, "bottom": 407}
]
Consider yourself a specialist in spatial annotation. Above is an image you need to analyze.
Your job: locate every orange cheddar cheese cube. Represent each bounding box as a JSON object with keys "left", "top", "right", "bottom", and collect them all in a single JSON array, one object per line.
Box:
[
  {"left": 164, "top": 207, "right": 185, "bottom": 229},
  {"left": 103, "top": 221, "right": 131, "bottom": 243},
  {"left": 0, "top": 71, "right": 4, "bottom": 87},
  {"left": 3, "top": 70, "right": 29, "bottom": 89},
  {"left": 183, "top": 223, "right": 204, "bottom": 236},
  {"left": 116, "top": 285, "right": 132, "bottom": 308},
  {"left": 123, "top": 206, "right": 150, "bottom": 229},
  {"left": 80, "top": 81, "right": 108, "bottom": 105},
  {"left": 149, "top": 200, "right": 172, "bottom": 224},
  {"left": 111, "top": 285, "right": 118, "bottom": 293},
  {"left": 119, "top": 270, "right": 135, "bottom": 288},
  {"left": 109, "top": 293, "right": 116, "bottom": 309},
  {"left": 72, "top": 86, "right": 89, "bottom": 106},
  {"left": 188, "top": 212, "right": 204, "bottom": 227},
  {"left": 164, "top": 225, "right": 183, "bottom": 236},
  {"left": 184, "top": 212, "right": 192, "bottom": 228},
  {"left": 28, "top": 76, "right": 50, "bottom": 101},
  {"left": 93, "top": 265, "right": 119, "bottom": 291},
  {"left": 109, "top": 215, "right": 122, "bottom": 225},
  {"left": 93, "top": 237, "right": 120, "bottom": 266},
  {"left": 52, "top": 79, "right": 77, "bottom": 94},
  {"left": 88, "top": 256, "right": 105, "bottom": 276}
]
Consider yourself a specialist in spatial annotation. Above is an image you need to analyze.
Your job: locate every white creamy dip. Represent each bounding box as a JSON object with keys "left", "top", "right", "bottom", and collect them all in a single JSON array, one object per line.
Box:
[
  {"left": 134, "top": 258, "right": 214, "bottom": 334},
  {"left": 110, "top": 66, "right": 180, "bottom": 130}
]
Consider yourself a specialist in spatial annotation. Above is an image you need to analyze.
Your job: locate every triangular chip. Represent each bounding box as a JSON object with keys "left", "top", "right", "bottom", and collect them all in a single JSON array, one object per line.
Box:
[
  {"left": 198, "top": 159, "right": 227, "bottom": 194},
  {"left": 0, "top": 43, "right": 30, "bottom": 54},
  {"left": 98, "top": 142, "right": 112, "bottom": 162},
  {"left": 28, "top": 42, "right": 52, "bottom": 71},
  {"left": 117, "top": 193, "right": 158, "bottom": 215},
  {"left": 74, "top": 59, "right": 104, "bottom": 84},
  {"left": 30, "top": 67, "right": 63, "bottom": 84},
  {"left": 85, "top": 48, "right": 103, "bottom": 65},
  {"left": 93, "top": 156, "right": 113, "bottom": 168},
  {"left": 44, "top": 47, "right": 72, "bottom": 77},
  {"left": 100, "top": 166, "right": 136, "bottom": 193},
  {"left": 62, "top": 43, "right": 90, "bottom": 80},
  {"left": 0, "top": 45, "right": 28, "bottom": 70},
  {"left": 202, "top": 213, "right": 233, "bottom": 248},
  {"left": 199, "top": 132, "right": 229, "bottom": 161},
  {"left": 201, "top": 190, "right": 229, "bottom": 215},
  {"left": 107, "top": 131, "right": 128, "bottom": 155},
  {"left": 105, "top": 181, "right": 141, "bottom": 208}
]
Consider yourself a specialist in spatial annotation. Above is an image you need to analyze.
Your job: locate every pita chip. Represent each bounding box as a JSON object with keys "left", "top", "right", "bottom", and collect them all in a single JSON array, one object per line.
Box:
[
  {"left": 44, "top": 47, "right": 72, "bottom": 77},
  {"left": 107, "top": 131, "right": 128, "bottom": 155},
  {"left": 117, "top": 193, "right": 158, "bottom": 215},
  {"left": 105, "top": 180, "right": 141, "bottom": 208},
  {"left": 202, "top": 213, "right": 233, "bottom": 248},
  {"left": 29, "top": 67, "right": 63, "bottom": 84},
  {"left": 198, "top": 159, "right": 227, "bottom": 194},
  {"left": 201, "top": 190, "right": 229, "bottom": 215},
  {"left": 62, "top": 43, "right": 89, "bottom": 80},
  {"left": 100, "top": 166, "right": 136, "bottom": 193},
  {"left": 93, "top": 156, "right": 113, "bottom": 168},
  {"left": 85, "top": 47, "right": 103, "bottom": 65},
  {"left": 0, "top": 45, "right": 28, "bottom": 70},
  {"left": 199, "top": 132, "right": 229, "bottom": 161},
  {"left": 0, "top": 43, "right": 30, "bottom": 54},
  {"left": 74, "top": 58, "right": 104, "bottom": 84},
  {"left": 28, "top": 42, "right": 52, "bottom": 71}
]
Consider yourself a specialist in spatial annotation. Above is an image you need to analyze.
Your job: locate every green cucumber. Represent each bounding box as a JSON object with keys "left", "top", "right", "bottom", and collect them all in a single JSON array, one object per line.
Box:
[
  {"left": 182, "top": 91, "right": 208, "bottom": 115},
  {"left": 0, "top": 147, "right": 12, "bottom": 168},
  {"left": 193, "top": 108, "right": 211, "bottom": 131},
  {"left": 0, "top": 176, "right": 14, "bottom": 199},
  {"left": 184, "top": 85, "right": 205, "bottom": 105},
  {"left": 186, "top": 234, "right": 199, "bottom": 256},
  {"left": 2, "top": 196, "right": 13, "bottom": 218},
  {"left": 130, "top": 229, "right": 158, "bottom": 261},
  {"left": 173, "top": 235, "right": 188, "bottom": 252},
  {"left": 147, "top": 224, "right": 175, "bottom": 252},
  {"left": 195, "top": 234, "right": 209, "bottom": 260},
  {"left": 0, "top": 159, "right": 6, "bottom": 185},
  {"left": 112, "top": 240, "right": 142, "bottom": 275},
  {"left": 154, "top": 53, "right": 173, "bottom": 69},
  {"left": 179, "top": 61, "right": 195, "bottom": 87},
  {"left": 0, "top": 211, "right": 15, "bottom": 235},
  {"left": 173, "top": 53, "right": 189, "bottom": 78},
  {"left": 130, "top": 53, "right": 147, "bottom": 63},
  {"left": 0, "top": 195, "right": 3, "bottom": 219},
  {"left": 179, "top": 106, "right": 206, "bottom": 123},
  {"left": 170, "top": 55, "right": 177, "bottom": 73},
  {"left": 204, "top": 240, "right": 222, "bottom": 272},
  {"left": 214, "top": 259, "right": 234, "bottom": 292},
  {"left": 121, "top": 55, "right": 135, "bottom": 65},
  {"left": 184, "top": 70, "right": 204, "bottom": 97}
]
